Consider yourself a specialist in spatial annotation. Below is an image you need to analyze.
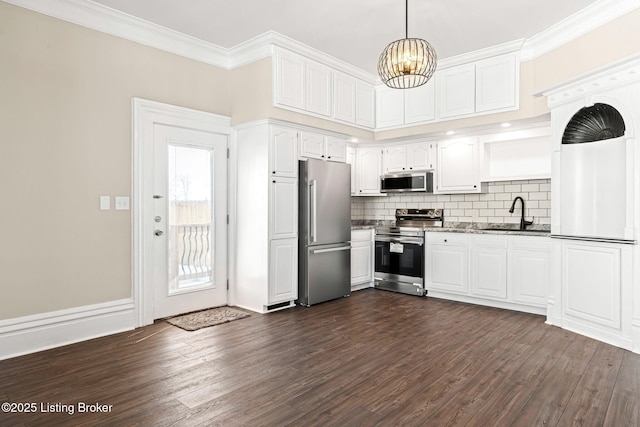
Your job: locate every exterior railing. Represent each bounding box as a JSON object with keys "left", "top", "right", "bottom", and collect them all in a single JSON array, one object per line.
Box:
[{"left": 171, "top": 223, "right": 212, "bottom": 283}]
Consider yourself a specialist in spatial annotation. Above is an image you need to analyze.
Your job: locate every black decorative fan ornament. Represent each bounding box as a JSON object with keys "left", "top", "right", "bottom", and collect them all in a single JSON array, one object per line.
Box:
[{"left": 562, "top": 103, "right": 625, "bottom": 144}]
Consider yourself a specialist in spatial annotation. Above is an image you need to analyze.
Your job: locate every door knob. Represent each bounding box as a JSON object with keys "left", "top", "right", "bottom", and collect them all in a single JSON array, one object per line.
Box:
[{"left": 154, "top": 230, "right": 164, "bottom": 236}]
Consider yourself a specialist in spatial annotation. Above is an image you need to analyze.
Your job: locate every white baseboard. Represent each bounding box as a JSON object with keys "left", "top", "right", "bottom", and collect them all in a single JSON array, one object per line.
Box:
[{"left": 0, "top": 299, "right": 136, "bottom": 360}]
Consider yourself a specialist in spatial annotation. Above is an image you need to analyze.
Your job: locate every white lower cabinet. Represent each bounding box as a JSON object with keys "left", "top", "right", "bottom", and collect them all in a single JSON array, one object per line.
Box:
[
  {"left": 510, "top": 238, "right": 551, "bottom": 307},
  {"left": 269, "top": 238, "right": 298, "bottom": 304},
  {"left": 351, "top": 229, "right": 374, "bottom": 288},
  {"left": 426, "top": 233, "right": 469, "bottom": 294},
  {"left": 470, "top": 236, "right": 507, "bottom": 299},
  {"left": 426, "top": 232, "right": 551, "bottom": 314}
]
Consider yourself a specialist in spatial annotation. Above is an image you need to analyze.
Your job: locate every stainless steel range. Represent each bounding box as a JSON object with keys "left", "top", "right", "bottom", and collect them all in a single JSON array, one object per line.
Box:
[{"left": 374, "top": 208, "right": 444, "bottom": 296}]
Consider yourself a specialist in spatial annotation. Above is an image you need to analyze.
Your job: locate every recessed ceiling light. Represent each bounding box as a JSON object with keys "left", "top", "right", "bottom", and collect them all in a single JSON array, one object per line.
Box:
[
  {"left": 348, "top": 137, "right": 358, "bottom": 143},
  {"left": 501, "top": 122, "right": 512, "bottom": 128},
  {"left": 445, "top": 130, "right": 455, "bottom": 135}
]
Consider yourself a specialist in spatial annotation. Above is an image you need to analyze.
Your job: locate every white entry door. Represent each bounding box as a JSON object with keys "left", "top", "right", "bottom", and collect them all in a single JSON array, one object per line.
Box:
[{"left": 152, "top": 124, "right": 227, "bottom": 319}]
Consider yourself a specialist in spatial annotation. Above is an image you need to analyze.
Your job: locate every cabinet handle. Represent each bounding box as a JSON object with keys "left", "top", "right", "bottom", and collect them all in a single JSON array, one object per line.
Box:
[
  {"left": 409, "top": 167, "right": 413, "bottom": 170},
  {"left": 328, "top": 156, "right": 331, "bottom": 159},
  {"left": 321, "top": 155, "right": 325, "bottom": 158},
  {"left": 272, "top": 180, "right": 276, "bottom": 183},
  {"left": 272, "top": 171, "right": 276, "bottom": 174},
  {"left": 473, "top": 185, "right": 477, "bottom": 188},
  {"left": 444, "top": 239, "right": 447, "bottom": 242}
]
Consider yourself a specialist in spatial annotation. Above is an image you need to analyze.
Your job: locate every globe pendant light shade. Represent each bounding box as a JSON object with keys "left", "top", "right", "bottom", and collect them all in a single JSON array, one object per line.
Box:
[{"left": 378, "top": 0, "right": 437, "bottom": 89}]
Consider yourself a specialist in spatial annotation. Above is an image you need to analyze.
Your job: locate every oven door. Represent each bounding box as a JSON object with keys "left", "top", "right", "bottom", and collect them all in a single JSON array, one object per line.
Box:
[{"left": 374, "top": 235, "right": 424, "bottom": 283}]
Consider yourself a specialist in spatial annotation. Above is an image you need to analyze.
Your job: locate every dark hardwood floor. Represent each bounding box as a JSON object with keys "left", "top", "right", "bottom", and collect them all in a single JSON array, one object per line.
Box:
[{"left": 2, "top": 289, "right": 640, "bottom": 426}]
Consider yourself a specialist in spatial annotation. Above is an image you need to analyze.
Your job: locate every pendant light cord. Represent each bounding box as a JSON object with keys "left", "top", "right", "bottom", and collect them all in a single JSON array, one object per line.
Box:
[{"left": 405, "top": 0, "right": 408, "bottom": 39}]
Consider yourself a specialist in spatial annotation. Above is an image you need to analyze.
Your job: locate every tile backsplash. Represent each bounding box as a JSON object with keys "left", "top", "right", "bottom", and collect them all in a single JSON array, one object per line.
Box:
[{"left": 351, "top": 179, "right": 551, "bottom": 225}]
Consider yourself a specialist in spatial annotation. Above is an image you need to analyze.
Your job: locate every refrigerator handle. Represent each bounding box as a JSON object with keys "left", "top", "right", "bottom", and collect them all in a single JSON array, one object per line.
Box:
[{"left": 309, "top": 179, "right": 317, "bottom": 243}]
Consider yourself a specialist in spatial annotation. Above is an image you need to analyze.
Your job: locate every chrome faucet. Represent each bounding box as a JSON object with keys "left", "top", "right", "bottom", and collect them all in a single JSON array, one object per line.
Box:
[{"left": 509, "top": 196, "right": 534, "bottom": 230}]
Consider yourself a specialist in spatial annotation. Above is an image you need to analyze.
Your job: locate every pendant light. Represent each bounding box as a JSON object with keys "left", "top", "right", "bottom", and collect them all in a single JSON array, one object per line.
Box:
[{"left": 378, "top": 0, "right": 437, "bottom": 89}]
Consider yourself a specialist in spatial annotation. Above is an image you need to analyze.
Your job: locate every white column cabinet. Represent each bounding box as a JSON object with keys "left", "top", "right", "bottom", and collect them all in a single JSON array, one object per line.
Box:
[
  {"left": 351, "top": 229, "right": 374, "bottom": 287},
  {"left": 270, "top": 126, "right": 298, "bottom": 177},
  {"left": 269, "top": 238, "right": 298, "bottom": 304},
  {"left": 436, "top": 137, "right": 484, "bottom": 193},
  {"left": 235, "top": 122, "right": 299, "bottom": 313},
  {"left": 269, "top": 177, "right": 298, "bottom": 240}
]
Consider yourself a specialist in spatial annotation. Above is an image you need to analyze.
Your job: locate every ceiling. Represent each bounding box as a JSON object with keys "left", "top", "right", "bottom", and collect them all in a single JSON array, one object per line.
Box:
[{"left": 90, "top": 0, "right": 598, "bottom": 74}]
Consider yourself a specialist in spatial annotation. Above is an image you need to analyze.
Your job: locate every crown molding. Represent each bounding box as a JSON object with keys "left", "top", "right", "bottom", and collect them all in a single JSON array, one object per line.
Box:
[
  {"left": 437, "top": 39, "right": 524, "bottom": 70},
  {"left": 3, "top": 0, "right": 231, "bottom": 67},
  {"left": 5, "top": 0, "right": 640, "bottom": 81},
  {"left": 230, "top": 31, "right": 378, "bottom": 84},
  {"left": 521, "top": 0, "right": 640, "bottom": 61}
]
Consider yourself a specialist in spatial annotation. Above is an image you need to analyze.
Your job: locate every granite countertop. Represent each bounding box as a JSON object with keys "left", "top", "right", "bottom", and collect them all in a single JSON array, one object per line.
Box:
[{"left": 352, "top": 220, "right": 551, "bottom": 236}]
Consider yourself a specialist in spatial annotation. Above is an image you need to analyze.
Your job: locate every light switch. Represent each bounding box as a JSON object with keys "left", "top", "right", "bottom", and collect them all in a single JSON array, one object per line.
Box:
[
  {"left": 115, "top": 196, "right": 130, "bottom": 210},
  {"left": 100, "top": 196, "right": 111, "bottom": 210}
]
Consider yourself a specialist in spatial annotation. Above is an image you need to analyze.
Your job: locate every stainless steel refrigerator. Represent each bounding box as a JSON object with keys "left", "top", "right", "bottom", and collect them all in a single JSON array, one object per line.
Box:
[{"left": 298, "top": 158, "right": 352, "bottom": 306}]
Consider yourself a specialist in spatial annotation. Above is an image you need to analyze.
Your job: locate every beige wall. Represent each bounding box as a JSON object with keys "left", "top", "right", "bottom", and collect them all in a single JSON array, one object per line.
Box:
[
  {"left": 0, "top": 2, "right": 231, "bottom": 319},
  {"left": 1, "top": 1, "right": 638, "bottom": 321},
  {"left": 533, "top": 8, "right": 640, "bottom": 92}
]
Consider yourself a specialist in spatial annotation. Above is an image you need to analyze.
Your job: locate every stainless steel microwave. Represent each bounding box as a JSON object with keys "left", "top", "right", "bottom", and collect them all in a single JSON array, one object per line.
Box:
[{"left": 380, "top": 171, "right": 433, "bottom": 193}]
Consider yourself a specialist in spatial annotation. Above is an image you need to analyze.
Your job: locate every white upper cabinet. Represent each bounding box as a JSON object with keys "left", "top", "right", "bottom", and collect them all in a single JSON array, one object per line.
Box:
[
  {"left": 384, "top": 145, "right": 408, "bottom": 173},
  {"left": 405, "top": 79, "right": 436, "bottom": 124},
  {"left": 299, "top": 131, "right": 346, "bottom": 162},
  {"left": 274, "top": 50, "right": 305, "bottom": 110},
  {"left": 355, "top": 81, "right": 375, "bottom": 128},
  {"left": 376, "top": 82, "right": 436, "bottom": 129},
  {"left": 333, "top": 72, "right": 357, "bottom": 123},
  {"left": 274, "top": 48, "right": 375, "bottom": 128},
  {"left": 346, "top": 145, "right": 357, "bottom": 194},
  {"left": 376, "top": 86, "right": 405, "bottom": 128},
  {"left": 436, "top": 63, "right": 476, "bottom": 118},
  {"left": 299, "top": 131, "right": 325, "bottom": 160},
  {"left": 270, "top": 126, "right": 298, "bottom": 178},
  {"left": 325, "top": 136, "right": 346, "bottom": 162},
  {"left": 305, "top": 61, "right": 332, "bottom": 117},
  {"left": 436, "top": 137, "right": 483, "bottom": 193},
  {"left": 333, "top": 73, "right": 375, "bottom": 128},
  {"left": 383, "top": 142, "right": 434, "bottom": 173},
  {"left": 475, "top": 54, "right": 518, "bottom": 113},
  {"left": 274, "top": 49, "right": 332, "bottom": 117},
  {"left": 355, "top": 147, "right": 383, "bottom": 195}
]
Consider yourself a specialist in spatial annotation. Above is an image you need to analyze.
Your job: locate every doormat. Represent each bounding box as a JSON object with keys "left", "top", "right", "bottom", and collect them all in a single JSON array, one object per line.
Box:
[{"left": 165, "top": 306, "right": 250, "bottom": 331}]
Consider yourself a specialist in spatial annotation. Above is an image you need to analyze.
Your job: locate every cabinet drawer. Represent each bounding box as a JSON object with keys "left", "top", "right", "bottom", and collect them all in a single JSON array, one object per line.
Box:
[{"left": 426, "top": 233, "right": 468, "bottom": 246}]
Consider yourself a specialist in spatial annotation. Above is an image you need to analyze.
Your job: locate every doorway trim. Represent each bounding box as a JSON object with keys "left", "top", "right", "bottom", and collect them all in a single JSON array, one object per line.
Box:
[{"left": 132, "top": 98, "right": 232, "bottom": 327}]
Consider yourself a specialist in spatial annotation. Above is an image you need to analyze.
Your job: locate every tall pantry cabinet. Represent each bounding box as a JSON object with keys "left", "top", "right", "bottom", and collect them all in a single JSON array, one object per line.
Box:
[{"left": 235, "top": 122, "right": 299, "bottom": 313}]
